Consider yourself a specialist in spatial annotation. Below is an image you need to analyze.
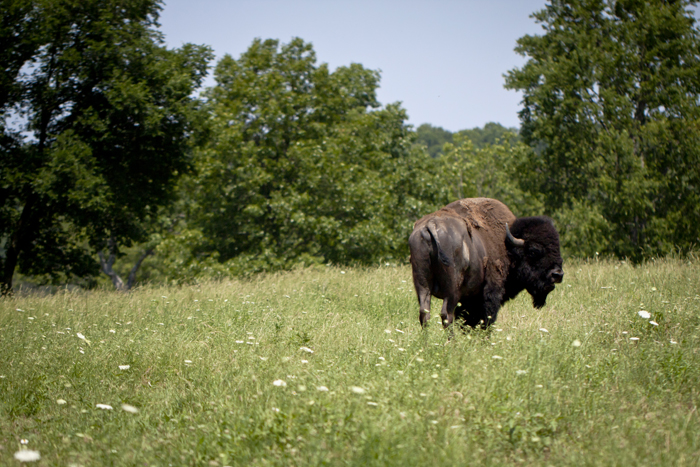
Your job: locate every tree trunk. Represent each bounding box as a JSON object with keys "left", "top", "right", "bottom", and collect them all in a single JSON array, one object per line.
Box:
[
  {"left": 126, "top": 248, "right": 154, "bottom": 290},
  {"left": 1, "top": 195, "right": 38, "bottom": 296},
  {"left": 98, "top": 249, "right": 126, "bottom": 291},
  {"left": 99, "top": 237, "right": 154, "bottom": 291}
]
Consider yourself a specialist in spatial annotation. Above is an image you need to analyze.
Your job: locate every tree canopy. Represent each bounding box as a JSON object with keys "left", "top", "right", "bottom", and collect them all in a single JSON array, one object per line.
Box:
[
  {"left": 506, "top": 0, "right": 700, "bottom": 259},
  {"left": 0, "top": 0, "right": 212, "bottom": 294},
  {"left": 415, "top": 122, "right": 519, "bottom": 158},
  {"left": 182, "top": 38, "right": 448, "bottom": 276}
]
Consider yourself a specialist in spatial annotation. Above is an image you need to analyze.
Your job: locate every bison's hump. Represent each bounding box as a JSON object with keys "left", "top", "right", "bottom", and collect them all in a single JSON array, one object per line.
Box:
[{"left": 442, "top": 198, "right": 515, "bottom": 232}]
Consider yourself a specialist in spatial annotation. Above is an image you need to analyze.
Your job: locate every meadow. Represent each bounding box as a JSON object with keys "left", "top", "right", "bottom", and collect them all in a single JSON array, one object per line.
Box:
[{"left": 1, "top": 258, "right": 699, "bottom": 466}]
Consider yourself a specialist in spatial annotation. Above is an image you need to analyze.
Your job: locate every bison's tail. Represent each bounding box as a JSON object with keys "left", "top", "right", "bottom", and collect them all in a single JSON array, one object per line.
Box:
[{"left": 426, "top": 223, "right": 452, "bottom": 267}]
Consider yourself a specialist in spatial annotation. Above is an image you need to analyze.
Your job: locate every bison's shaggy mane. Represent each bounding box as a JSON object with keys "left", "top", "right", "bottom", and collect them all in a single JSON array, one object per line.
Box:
[{"left": 509, "top": 216, "right": 559, "bottom": 245}]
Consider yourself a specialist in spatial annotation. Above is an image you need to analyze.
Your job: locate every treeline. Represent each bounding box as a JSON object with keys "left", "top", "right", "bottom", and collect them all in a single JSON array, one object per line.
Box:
[
  {"left": 2, "top": 0, "right": 699, "bottom": 293},
  {"left": 415, "top": 122, "right": 520, "bottom": 158}
]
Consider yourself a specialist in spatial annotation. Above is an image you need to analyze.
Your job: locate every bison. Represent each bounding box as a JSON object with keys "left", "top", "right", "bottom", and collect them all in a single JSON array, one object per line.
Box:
[{"left": 408, "top": 198, "right": 563, "bottom": 329}]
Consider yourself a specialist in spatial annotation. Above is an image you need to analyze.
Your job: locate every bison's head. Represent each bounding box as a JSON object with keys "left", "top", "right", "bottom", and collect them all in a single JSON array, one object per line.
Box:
[{"left": 505, "top": 216, "right": 563, "bottom": 309}]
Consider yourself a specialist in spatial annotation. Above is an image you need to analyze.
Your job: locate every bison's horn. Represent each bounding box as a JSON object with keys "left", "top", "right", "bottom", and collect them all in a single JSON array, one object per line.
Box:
[{"left": 505, "top": 223, "right": 525, "bottom": 247}]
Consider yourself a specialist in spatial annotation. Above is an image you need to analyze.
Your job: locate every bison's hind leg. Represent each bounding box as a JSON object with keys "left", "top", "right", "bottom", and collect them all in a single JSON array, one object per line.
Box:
[
  {"left": 413, "top": 270, "right": 432, "bottom": 328},
  {"left": 410, "top": 243, "right": 434, "bottom": 328},
  {"left": 440, "top": 295, "right": 459, "bottom": 328}
]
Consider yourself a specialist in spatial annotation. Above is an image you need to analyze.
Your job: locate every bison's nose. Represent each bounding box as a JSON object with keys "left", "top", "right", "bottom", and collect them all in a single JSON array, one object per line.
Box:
[{"left": 551, "top": 269, "right": 564, "bottom": 283}]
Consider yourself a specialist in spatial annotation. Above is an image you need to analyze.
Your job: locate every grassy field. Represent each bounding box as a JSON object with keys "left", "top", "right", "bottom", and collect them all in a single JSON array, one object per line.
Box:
[{"left": 1, "top": 258, "right": 699, "bottom": 466}]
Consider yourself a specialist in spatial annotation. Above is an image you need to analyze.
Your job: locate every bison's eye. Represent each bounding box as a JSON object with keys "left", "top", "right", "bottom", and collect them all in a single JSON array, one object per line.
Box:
[{"left": 527, "top": 244, "right": 544, "bottom": 259}]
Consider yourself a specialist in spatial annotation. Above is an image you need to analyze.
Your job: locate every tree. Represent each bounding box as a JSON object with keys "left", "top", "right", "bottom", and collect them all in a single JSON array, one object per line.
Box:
[
  {"left": 188, "top": 38, "right": 448, "bottom": 275},
  {"left": 440, "top": 133, "right": 543, "bottom": 216},
  {"left": 455, "top": 122, "right": 520, "bottom": 149},
  {"left": 415, "top": 124, "right": 453, "bottom": 157},
  {"left": 505, "top": 0, "right": 700, "bottom": 259},
  {"left": 0, "top": 0, "right": 212, "bottom": 294}
]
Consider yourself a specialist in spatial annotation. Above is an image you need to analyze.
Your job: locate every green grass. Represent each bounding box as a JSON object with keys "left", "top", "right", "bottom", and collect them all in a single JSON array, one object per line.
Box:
[{"left": 1, "top": 259, "right": 699, "bottom": 466}]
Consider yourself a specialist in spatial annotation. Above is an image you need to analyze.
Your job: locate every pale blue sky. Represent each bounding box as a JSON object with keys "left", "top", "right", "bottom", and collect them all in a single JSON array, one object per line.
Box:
[{"left": 158, "top": 1, "right": 549, "bottom": 132}]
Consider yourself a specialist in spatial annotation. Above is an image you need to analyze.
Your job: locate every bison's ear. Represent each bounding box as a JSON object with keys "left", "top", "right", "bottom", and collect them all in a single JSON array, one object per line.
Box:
[{"left": 505, "top": 223, "right": 525, "bottom": 247}]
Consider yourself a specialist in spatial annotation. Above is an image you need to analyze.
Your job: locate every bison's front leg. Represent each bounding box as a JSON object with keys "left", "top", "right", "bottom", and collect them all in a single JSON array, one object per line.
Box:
[{"left": 482, "top": 282, "right": 505, "bottom": 328}]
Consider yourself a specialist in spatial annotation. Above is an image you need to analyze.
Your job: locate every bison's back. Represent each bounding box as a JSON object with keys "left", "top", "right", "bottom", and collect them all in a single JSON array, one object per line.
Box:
[{"left": 423, "top": 198, "right": 516, "bottom": 282}]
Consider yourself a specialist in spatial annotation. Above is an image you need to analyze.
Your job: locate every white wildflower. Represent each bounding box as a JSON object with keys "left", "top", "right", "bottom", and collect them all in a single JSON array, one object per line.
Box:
[
  {"left": 572, "top": 339, "right": 582, "bottom": 347},
  {"left": 184, "top": 360, "right": 192, "bottom": 364},
  {"left": 76, "top": 332, "right": 90, "bottom": 344},
  {"left": 273, "top": 379, "right": 287, "bottom": 387},
  {"left": 317, "top": 386, "right": 329, "bottom": 392},
  {"left": 56, "top": 399, "right": 67, "bottom": 405},
  {"left": 118, "top": 365, "right": 130, "bottom": 370},
  {"left": 385, "top": 330, "right": 391, "bottom": 334},
  {"left": 638, "top": 310, "right": 651, "bottom": 319},
  {"left": 350, "top": 386, "right": 366, "bottom": 394},
  {"left": 121, "top": 404, "right": 138, "bottom": 414},
  {"left": 14, "top": 450, "right": 41, "bottom": 462},
  {"left": 109, "top": 329, "right": 116, "bottom": 333},
  {"left": 516, "top": 370, "right": 528, "bottom": 375}
]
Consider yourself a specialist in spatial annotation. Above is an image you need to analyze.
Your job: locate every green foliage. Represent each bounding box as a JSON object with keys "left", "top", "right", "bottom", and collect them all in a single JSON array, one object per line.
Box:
[
  {"left": 1, "top": 260, "right": 699, "bottom": 465},
  {"left": 186, "top": 38, "right": 449, "bottom": 276},
  {"left": 415, "top": 123, "right": 453, "bottom": 158},
  {"left": 0, "top": 0, "right": 213, "bottom": 293},
  {"left": 440, "top": 133, "right": 543, "bottom": 217},
  {"left": 415, "top": 122, "right": 520, "bottom": 158},
  {"left": 505, "top": 0, "right": 700, "bottom": 260},
  {"left": 455, "top": 122, "right": 521, "bottom": 149}
]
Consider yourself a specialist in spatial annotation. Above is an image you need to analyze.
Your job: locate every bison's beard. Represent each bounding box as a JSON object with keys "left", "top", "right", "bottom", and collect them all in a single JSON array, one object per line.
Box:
[
  {"left": 529, "top": 281, "right": 554, "bottom": 309},
  {"left": 532, "top": 292, "right": 549, "bottom": 309}
]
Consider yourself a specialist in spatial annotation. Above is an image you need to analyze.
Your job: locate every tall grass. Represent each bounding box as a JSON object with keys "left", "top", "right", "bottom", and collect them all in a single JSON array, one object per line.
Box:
[{"left": 1, "top": 258, "right": 699, "bottom": 466}]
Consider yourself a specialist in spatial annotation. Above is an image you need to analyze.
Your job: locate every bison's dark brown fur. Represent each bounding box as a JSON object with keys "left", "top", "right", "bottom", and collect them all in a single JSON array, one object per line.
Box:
[{"left": 409, "top": 198, "right": 563, "bottom": 329}]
